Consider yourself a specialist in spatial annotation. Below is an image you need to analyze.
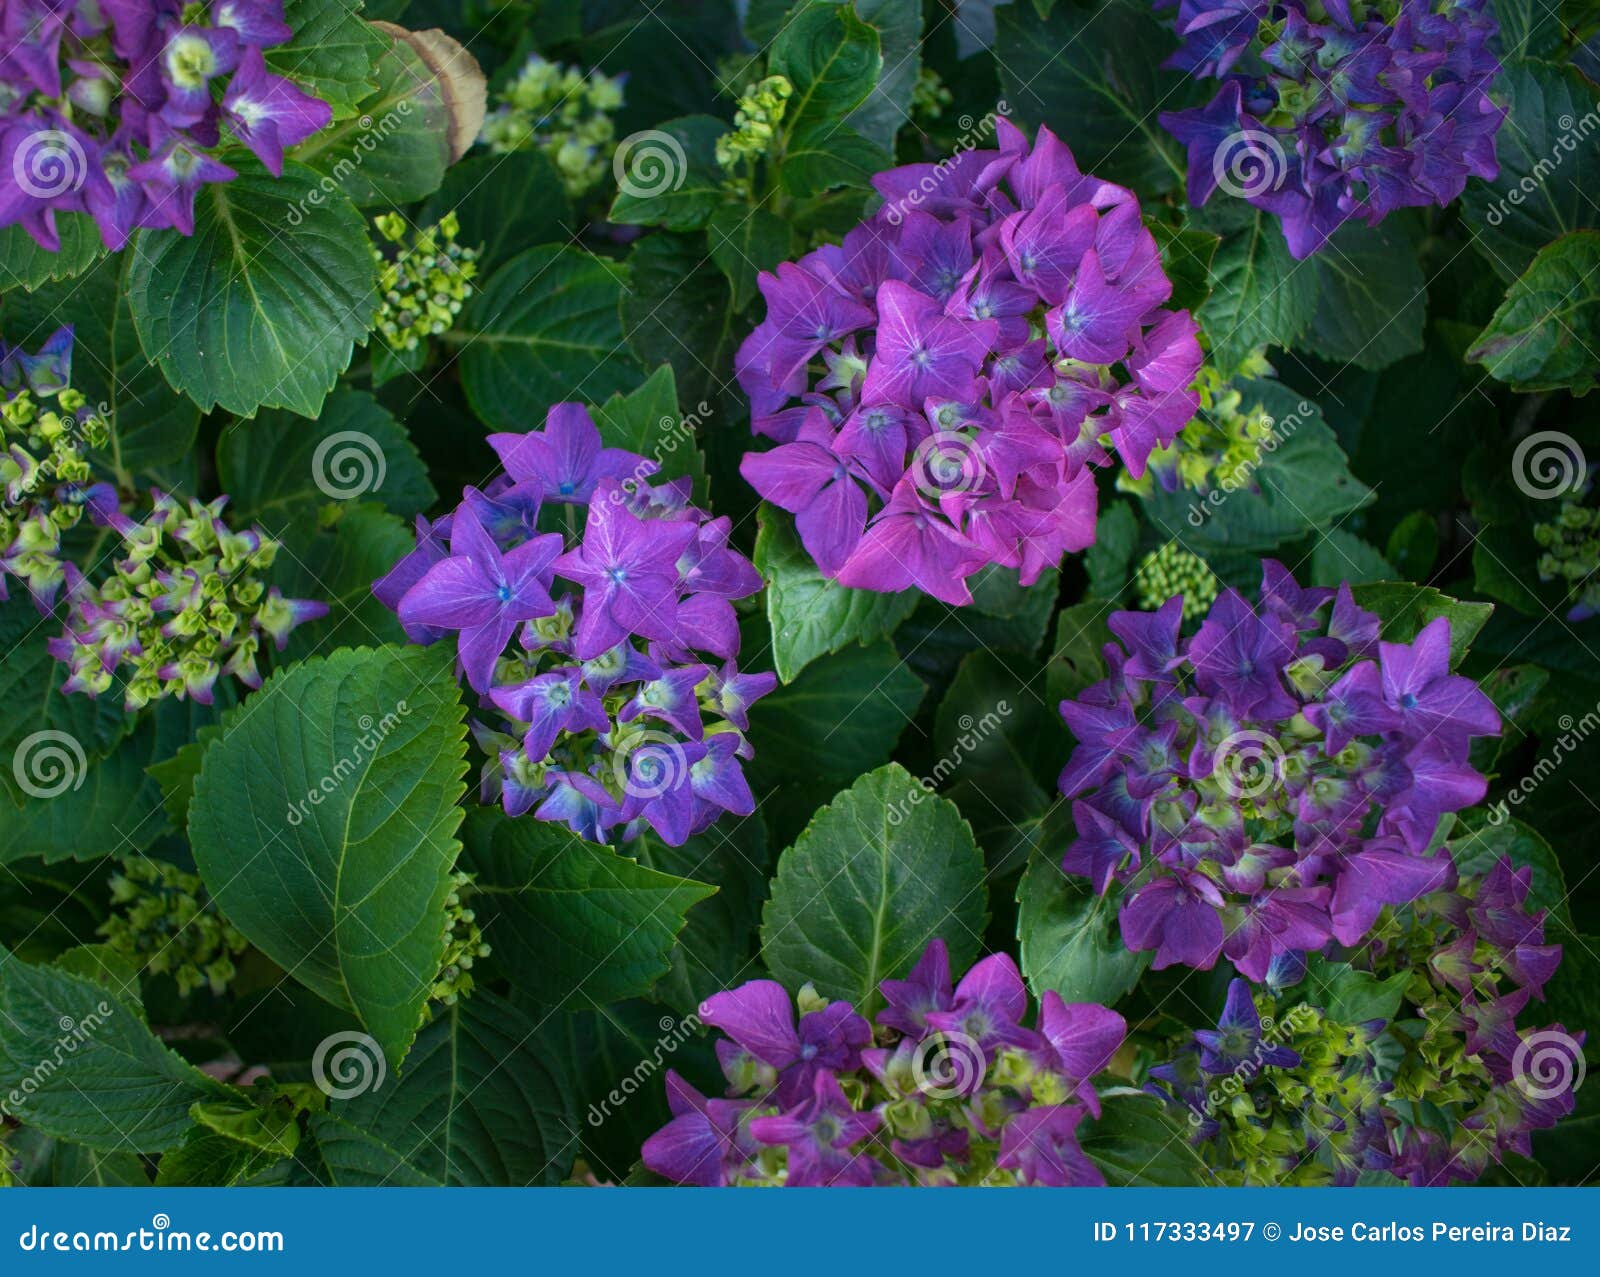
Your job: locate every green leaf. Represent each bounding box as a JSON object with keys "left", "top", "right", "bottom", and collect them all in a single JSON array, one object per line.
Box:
[
  {"left": 0, "top": 947, "right": 229, "bottom": 1152},
  {"left": 707, "top": 205, "right": 792, "bottom": 311},
  {"left": 126, "top": 158, "right": 377, "bottom": 420},
  {"left": 0, "top": 596, "right": 131, "bottom": 808},
  {"left": 1493, "top": 0, "right": 1565, "bottom": 59},
  {"left": 779, "top": 122, "right": 890, "bottom": 198},
  {"left": 609, "top": 115, "right": 730, "bottom": 231},
  {"left": 1349, "top": 582, "right": 1493, "bottom": 668},
  {"left": 1196, "top": 208, "right": 1320, "bottom": 368},
  {"left": 187, "top": 645, "right": 469, "bottom": 1067},
  {"left": 1309, "top": 528, "right": 1393, "bottom": 586},
  {"left": 464, "top": 812, "right": 716, "bottom": 1009},
  {"left": 754, "top": 505, "right": 919, "bottom": 682},
  {"left": 329, "top": 992, "right": 576, "bottom": 1185},
  {"left": 746, "top": 641, "right": 926, "bottom": 785},
  {"left": 419, "top": 150, "right": 573, "bottom": 274},
  {"left": 1468, "top": 230, "right": 1600, "bottom": 394},
  {"left": 454, "top": 245, "right": 637, "bottom": 431},
  {"left": 760, "top": 763, "right": 988, "bottom": 1014},
  {"left": 1461, "top": 60, "right": 1600, "bottom": 281},
  {"left": 270, "top": 0, "right": 384, "bottom": 118},
  {"left": 590, "top": 363, "right": 707, "bottom": 497},
  {"left": 266, "top": 503, "right": 416, "bottom": 659},
  {"left": 1045, "top": 601, "right": 1114, "bottom": 708},
  {"left": 1151, "top": 221, "right": 1221, "bottom": 315},
  {"left": 844, "top": 0, "right": 922, "bottom": 152},
  {"left": 1017, "top": 852, "right": 1149, "bottom": 1007},
  {"left": 994, "top": 0, "right": 1195, "bottom": 196},
  {"left": 1303, "top": 220, "right": 1426, "bottom": 370},
  {"left": 1080, "top": 1090, "right": 1213, "bottom": 1185},
  {"left": 1, "top": 252, "right": 199, "bottom": 480},
  {"left": 156, "top": 1131, "right": 287, "bottom": 1187},
  {"left": 0, "top": 214, "right": 102, "bottom": 293},
  {"left": 1302, "top": 955, "right": 1411, "bottom": 1024},
  {"left": 1144, "top": 384, "right": 1371, "bottom": 553},
  {"left": 770, "top": 2, "right": 883, "bottom": 146},
  {"left": 217, "top": 388, "right": 435, "bottom": 529},
  {"left": 1385, "top": 510, "right": 1440, "bottom": 581},
  {"left": 1450, "top": 811, "right": 1572, "bottom": 929},
  {"left": 619, "top": 231, "right": 735, "bottom": 409},
  {"left": 293, "top": 31, "right": 453, "bottom": 206}
]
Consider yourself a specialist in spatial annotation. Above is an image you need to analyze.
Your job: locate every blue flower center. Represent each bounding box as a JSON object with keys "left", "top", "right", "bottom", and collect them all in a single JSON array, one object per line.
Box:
[
  {"left": 1400, "top": 692, "right": 1418, "bottom": 709},
  {"left": 496, "top": 585, "right": 512, "bottom": 603},
  {"left": 558, "top": 480, "right": 576, "bottom": 495}
]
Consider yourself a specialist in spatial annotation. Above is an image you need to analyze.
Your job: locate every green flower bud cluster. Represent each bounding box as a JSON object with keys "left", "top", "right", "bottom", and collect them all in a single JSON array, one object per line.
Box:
[
  {"left": 1118, "top": 348, "right": 1276, "bottom": 499},
  {"left": 910, "top": 67, "right": 953, "bottom": 124},
  {"left": 1, "top": 367, "right": 108, "bottom": 608},
  {"left": 99, "top": 858, "right": 249, "bottom": 999},
  {"left": 715, "top": 76, "right": 793, "bottom": 172},
  {"left": 53, "top": 491, "right": 326, "bottom": 712},
  {"left": 429, "top": 872, "right": 491, "bottom": 1008},
  {"left": 1532, "top": 492, "right": 1600, "bottom": 620},
  {"left": 479, "top": 54, "right": 625, "bottom": 196},
  {"left": 1135, "top": 541, "right": 1219, "bottom": 619},
  {"left": 372, "top": 212, "right": 479, "bottom": 355}
]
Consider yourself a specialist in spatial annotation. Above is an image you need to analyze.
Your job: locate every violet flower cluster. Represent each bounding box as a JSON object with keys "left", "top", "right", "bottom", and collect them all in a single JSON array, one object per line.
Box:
[
  {"left": 642, "top": 940, "right": 1127, "bottom": 1186},
  {"left": 1, "top": 0, "right": 331, "bottom": 251},
  {"left": 51, "top": 487, "right": 326, "bottom": 711},
  {"left": 1058, "top": 559, "right": 1500, "bottom": 977},
  {"left": 1156, "top": 0, "right": 1505, "bottom": 257},
  {"left": 737, "top": 118, "right": 1203, "bottom": 606},
  {"left": 1148, "top": 853, "right": 1584, "bottom": 1186},
  {"left": 374, "top": 403, "right": 774, "bottom": 847}
]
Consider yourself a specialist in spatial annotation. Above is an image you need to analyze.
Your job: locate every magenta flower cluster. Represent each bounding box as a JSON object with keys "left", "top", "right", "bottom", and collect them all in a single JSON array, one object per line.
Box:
[
  {"left": 736, "top": 118, "right": 1203, "bottom": 606},
  {"left": 642, "top": 940, "right": 1126, "bottom": 1186},
  {"left": 1, "top": 0, "right": 331, "bottom": 250},
  {"left": 375, "top": 404, "right": 775, "bottom": 847},
  {"left": 1058, "top": 559, "right": 1500, "bottom": 977},
  {"left": 1156, "top": 0, "right": 1505, "bottom": 257}
]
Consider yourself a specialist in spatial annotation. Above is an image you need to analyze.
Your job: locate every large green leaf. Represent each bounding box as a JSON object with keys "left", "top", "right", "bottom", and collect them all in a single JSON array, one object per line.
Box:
[
  {"left": 619, "top": 231, "right": 736, "bottom": 410},
  {"left": 1302, "top": 955, "right": 1411, "bottom": 1024},
  {"left": 994, "top": 0, "right": 1195, "bottom": 196},
  {"left": 454, "top": 245, "right": 638, "bottom": 431},
  {"left": 1079, "top": 1090, "right": 1213, "bottom": 1185},
  {"left": 1461, "top": 59, "right": 1600, "bottom": 281},
  {"left": 1196, "top": 207, "right": 1320, "bottom": 368},
  {"left": 0, "top": 214, "right": 102, "bottom": 293},
  {"left": 126, "top": 158, "right": 377, "bottom": 419},
  {"left": 463, "top": 812, "right": 716, "bottom": 1009},
  {"left": 293, "top": 31, "right": 453, "bottom": 206},
  {"left": 770, "top": 2, "right": 883, "bottom": 149},
  {"left": 844, "top": 0, "right": 922, "bottom": 152},
  {"left": 1349, "top": 582, "right": 1493, "bottom": 668},
  {"left": 754, "top": 505, "right": 919, "bottom": 682},
  {"left": 760, "top": 763, "right": 988, "bottom": 1014},
  {"left": 1017, "top": 851, "right": 1149, "bottom": 1008},
  {"left": 270, "top": 0, "right": 384, "bottom": 118},
  {"left": 590, "top": 363, "right": 707, "bottom": 498},
  {"left": 1469, "top": 230, "right": 1600, "bottom": 394},
  {"left": 1303, "top": 219, "right": 1426, "bottom": 370},
  {"left": 188, "top": 645, "right": 469, "bottom": 1066},
  {"left": 419, "top": 150, "right": 573, "bottom": 274},
  {"left": 609, "top": 115, "right": 729, "bottom": 232},
  {"left": 2, "top": 253, "right": 199, "bottom": 480},
  {"left": 217, "top": 388, "right": 435, "bottom": 530},
  {"left": 0, "top": 947, "right": 229, "bottom": 1152},
  {"left": 329, "top": 991, "right": 576, "bottom": 1185},
  {"left": 266, "top": 503, "right": 415, "bottom": 659},
  {"left": 707, "top": 205, "right": 792, "bottom": 311}
]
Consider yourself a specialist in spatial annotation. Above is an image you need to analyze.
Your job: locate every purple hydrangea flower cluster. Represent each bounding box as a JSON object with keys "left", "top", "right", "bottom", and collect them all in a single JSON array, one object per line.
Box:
[
  {"left": 51, "top": 487, "right": 326, "bottom": 710},
  {"left": 1148, "top": 855, "right": 1584, "bottom": 1186},
  {"left": 1, "top": 0, "right": 331, "bottom": 251},
  {"left": 1156, "top": 0, "right": 1506, "bottom": 258},
  {"left": 1058, "top": 559, "right": 1500, "bottom": 977},
  {"left": 737, "top": 118, "right": 1203, "bottom": 606},
  {"left": 642, "top": 940, "right": 1127, "bottom": 1186},
  {"left": 375, "top": 403, "right": 775, "bottom": 847}
]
